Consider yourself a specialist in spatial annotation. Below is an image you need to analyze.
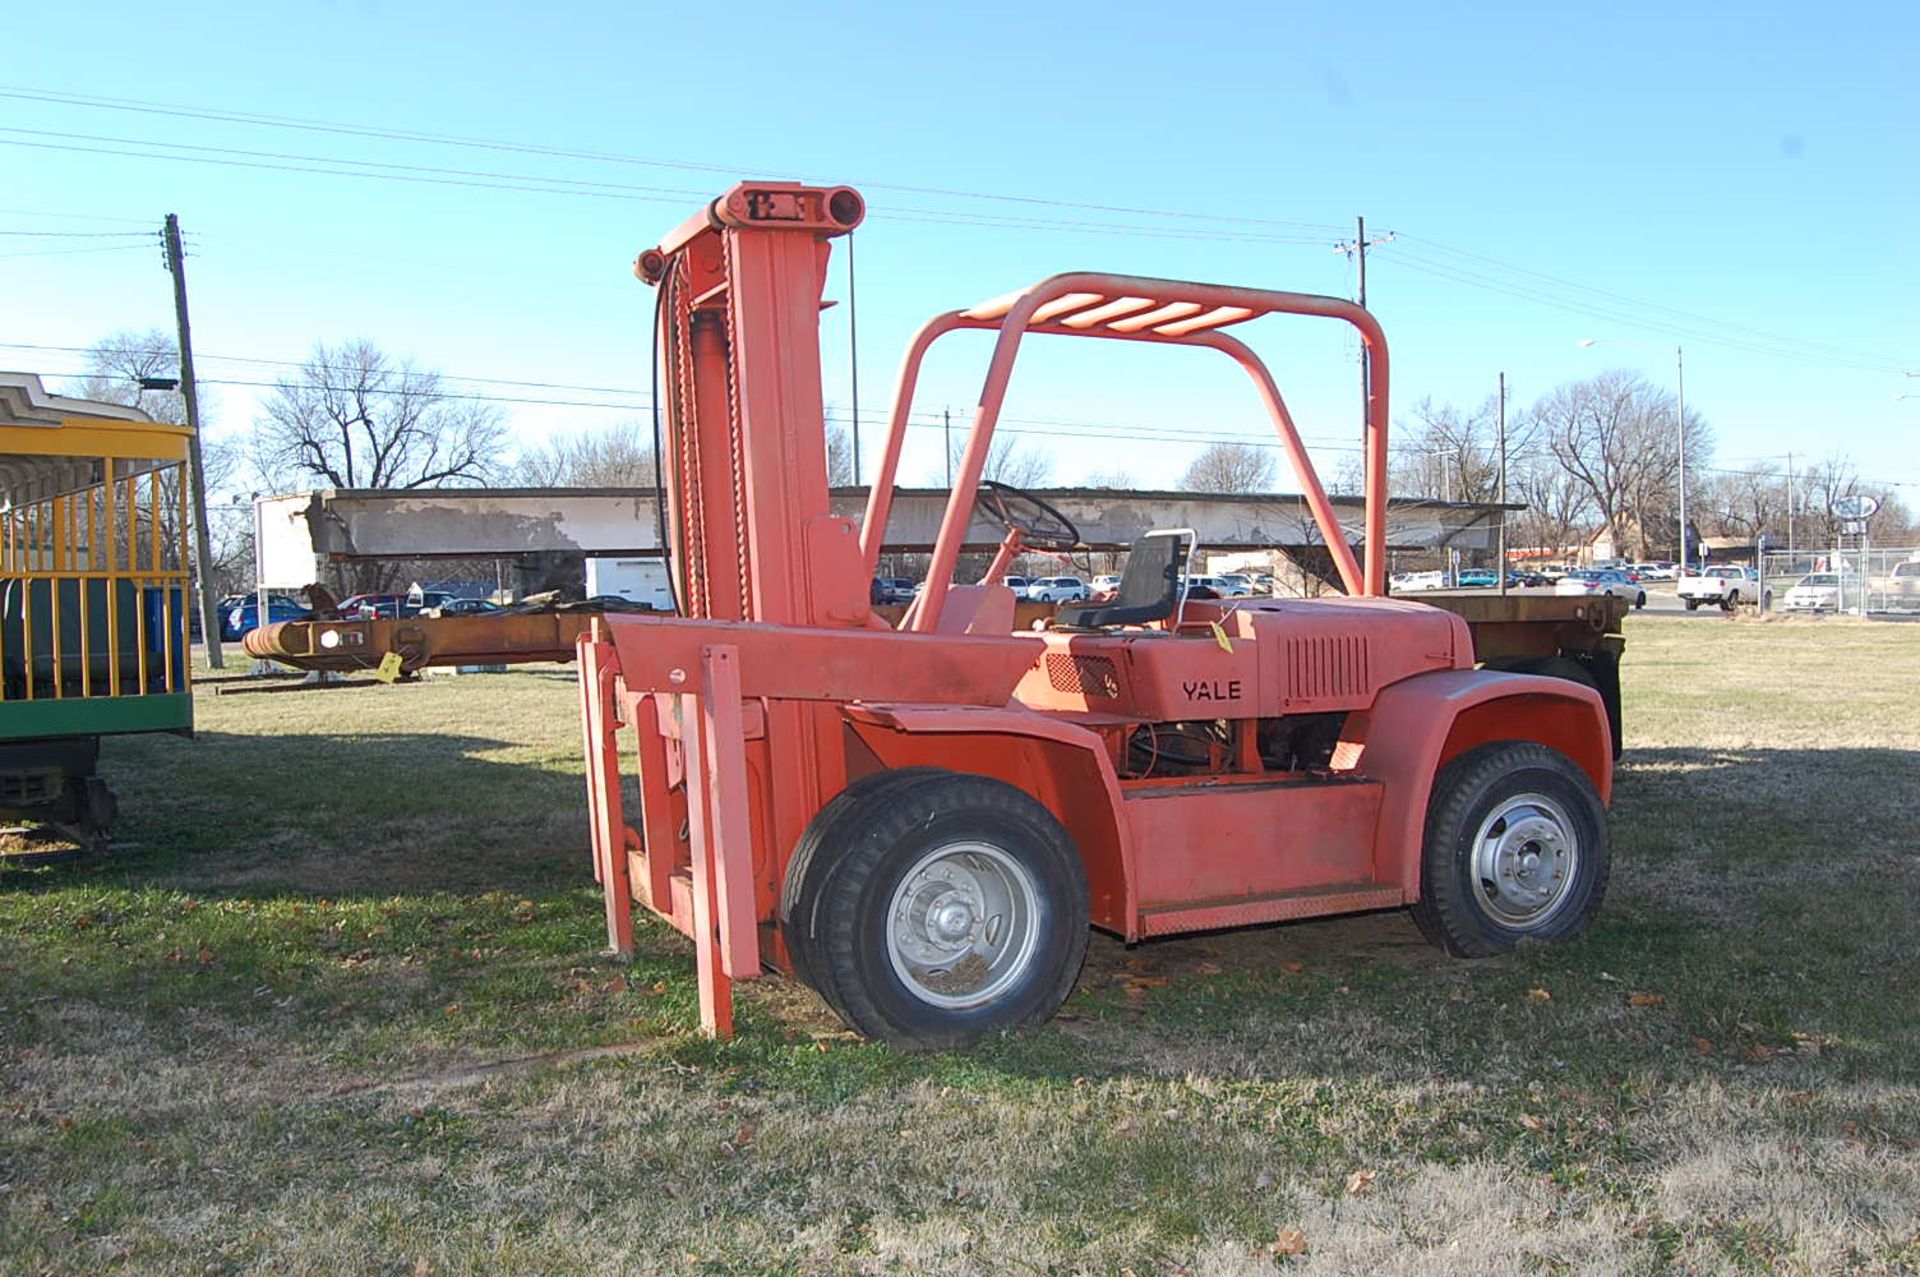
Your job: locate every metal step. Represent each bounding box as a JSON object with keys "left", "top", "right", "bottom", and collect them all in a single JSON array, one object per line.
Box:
[{"left": 1137, "top": 882, "right": 1403, "bottom": 938}]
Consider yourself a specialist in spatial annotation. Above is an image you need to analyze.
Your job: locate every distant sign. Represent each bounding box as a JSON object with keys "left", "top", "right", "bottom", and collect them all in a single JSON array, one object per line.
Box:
[{"left": 1834, "top": 494, "right": 1882, "bottom": 521}]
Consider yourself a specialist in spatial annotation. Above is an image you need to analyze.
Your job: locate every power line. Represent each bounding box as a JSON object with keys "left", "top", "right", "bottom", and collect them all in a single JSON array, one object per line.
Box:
[
  {"left": 0, "top": 242, "right": 156, "bottom": 261},
  {"left": 0, "top": 84, "right": 1352, "bottom": 234},
  {"left": 0, "top": 228, "right": 155, "bottom": 238}
]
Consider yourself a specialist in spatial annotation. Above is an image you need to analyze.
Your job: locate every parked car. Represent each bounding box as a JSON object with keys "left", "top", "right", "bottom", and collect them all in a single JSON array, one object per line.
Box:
[
  {"left": 1090, "top": 573, "right": 1123, "bottom": 595},
  {"left": 1027, "top": 576, "right": 1091, "bottom": 603},
  {"left": 1871, "top": 558, "right": 1920, "bottom": 612},
  {"left": 1676, "top": 566, "right": 1766, "bottom": 611},
  {"left": 335, "top": 591, "right": 454, "bottom": 619},
  {"left": 1217, "top": 574, "right": 1255, "bottom": 596},
  {"left": 430, "top": 597, "right": 505, "bottom": 617},
  {"left": 1782, "top": 572, "right": 1850, "bottom": 614},
  {"left": 224, "top": 593, "right": 313, "bottom": 639},
  {"left": 1457, "top": 569, "right": 1499, "bottom": 589},
  {"left": 1633, "top": 562, "right": 1679, "bottom": 582},
  {"left": 869, "top": 577, "right": 916, "bottom": 606},
  {"left": 1556, "top": 569, "right": 1646, "bottom": 608},
  {"left": 1390, "top": 570, "right": 1445, "bottom": 593}
]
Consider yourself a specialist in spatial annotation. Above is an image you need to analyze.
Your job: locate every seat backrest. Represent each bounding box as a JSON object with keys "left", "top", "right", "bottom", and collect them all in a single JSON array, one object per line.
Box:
[{"left": 1053, "top": 530, "right": 1194, "bottom": 630}]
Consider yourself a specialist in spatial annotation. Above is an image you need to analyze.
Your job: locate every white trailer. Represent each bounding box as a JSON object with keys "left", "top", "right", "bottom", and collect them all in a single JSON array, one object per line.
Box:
[{"left": 584, "top": 556, "right": 674, "bottom": 611}]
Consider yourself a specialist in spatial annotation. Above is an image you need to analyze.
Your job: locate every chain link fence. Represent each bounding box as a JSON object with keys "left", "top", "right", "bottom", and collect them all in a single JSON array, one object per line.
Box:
[{"left": 1760, "top": 544, "right": 1920, "bottom": 616}]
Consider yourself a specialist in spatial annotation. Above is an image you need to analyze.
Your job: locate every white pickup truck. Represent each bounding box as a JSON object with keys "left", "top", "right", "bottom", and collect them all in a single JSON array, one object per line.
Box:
[{"left": 1677, "top": 565, "right": 1768, "bottom": 611}]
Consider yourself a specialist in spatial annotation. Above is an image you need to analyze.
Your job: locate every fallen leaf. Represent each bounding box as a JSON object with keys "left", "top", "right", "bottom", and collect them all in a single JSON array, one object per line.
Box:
[
  {"left": 1692, "top": 1037, "right": 1715, "bottom": 1055},
  {"left": 1627, "top": 992, "right": 1665, "bottom": 1008},
  {"left": 1278, "top": 961, "right": 1306, "bottom": 974},
  {"left": 1253, "top": 1170, "right": 1275, "bottom": 1191},
  {"left": 1528, "top": 987, "right": 1552, "bottom": 1004},
  {"left": 1783, "top": 1090, "right": 1815, "bottom": 1106},
  {"left": 1344, "top": 1169, "right": 1377, "bottom": 1196},
  {"left": 1194, "top": 961, "right": 1223, "bottom": 976},
  {"left": 414, "top": 1259, "right": 431, "bottom": 1277},
  {"left": 1270, "top": 1227, "right": 1308, "bottom": 1257},
  {"left": 196, "top": 946, "right": 217, "bottom": 966},
  {"left": 1520, "top": 1113, "right": 1548, "bottom": 1133},
  {"left": 1743, "top": 1043, "right": 1775, "bottom": 1064},
  {"left": 604, "top": 977, "right": 628, "bottom": 995}
]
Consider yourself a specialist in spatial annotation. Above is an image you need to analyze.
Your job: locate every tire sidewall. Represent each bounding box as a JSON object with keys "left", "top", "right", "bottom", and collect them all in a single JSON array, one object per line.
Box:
[{"left": 1427, "top": 746, "right": 1608, "bottom": 951}]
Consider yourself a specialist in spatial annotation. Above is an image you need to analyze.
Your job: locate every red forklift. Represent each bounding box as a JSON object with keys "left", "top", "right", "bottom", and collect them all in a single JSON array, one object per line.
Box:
[{"left": 578, "top": 182, "right": 1613, "bottom": 1048}]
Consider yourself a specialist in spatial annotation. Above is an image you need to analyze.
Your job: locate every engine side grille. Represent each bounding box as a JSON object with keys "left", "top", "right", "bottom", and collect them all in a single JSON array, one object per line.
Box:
[
  {"left": 1285, "top": 635, "right": 1371, "bottom": 703},
  {"left": 1045, "top": 652, "right": 1121, "bottom": 700}
]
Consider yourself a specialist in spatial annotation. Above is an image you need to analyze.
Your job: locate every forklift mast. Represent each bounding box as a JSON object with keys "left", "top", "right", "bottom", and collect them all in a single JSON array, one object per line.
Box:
[{"left": 636, "top": 182, "right": 871, "bottom": 630}]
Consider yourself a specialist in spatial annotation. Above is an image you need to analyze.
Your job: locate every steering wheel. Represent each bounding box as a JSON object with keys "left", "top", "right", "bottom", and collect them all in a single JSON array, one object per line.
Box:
[{"left": 975, "top": 480, "right": 1080, "bottom": 551}]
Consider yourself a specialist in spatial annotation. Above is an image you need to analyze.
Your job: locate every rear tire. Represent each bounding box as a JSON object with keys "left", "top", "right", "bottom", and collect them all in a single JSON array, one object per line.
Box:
[
  {"left": 1684, "top": 599, "right": 1698, "bottom": 611},
  {"left": 1410, "top": 741, "right": 1610, "bottom": 958},
  {"left": 783, "top": 769, "right": 1089, "bottom": 1049}
]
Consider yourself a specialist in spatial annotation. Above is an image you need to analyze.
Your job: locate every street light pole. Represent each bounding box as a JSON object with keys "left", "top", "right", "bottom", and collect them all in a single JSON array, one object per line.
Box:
[{"left": 1674, "top": 344, "right": 1689, "bottom": 574}]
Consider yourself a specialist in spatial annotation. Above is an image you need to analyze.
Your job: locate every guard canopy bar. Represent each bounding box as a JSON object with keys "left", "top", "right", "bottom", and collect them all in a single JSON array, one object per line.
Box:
[{"left": 857, "top": 273, "right": 1389, "bottom": 632}]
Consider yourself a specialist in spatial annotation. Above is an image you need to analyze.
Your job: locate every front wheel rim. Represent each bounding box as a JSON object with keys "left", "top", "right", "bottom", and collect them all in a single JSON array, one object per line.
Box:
[
  {"left": 885, "top": 841, "right": 1042, "bottom": 1009},
  {"left": 1471, "top": 792, "right": 1579, "bottom": 929}
]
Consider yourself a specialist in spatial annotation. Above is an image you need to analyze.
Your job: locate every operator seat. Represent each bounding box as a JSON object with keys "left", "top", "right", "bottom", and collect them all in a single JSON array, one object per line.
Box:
[{"left": 1054, "top": 530, "right": 1193, "bottom": 629}]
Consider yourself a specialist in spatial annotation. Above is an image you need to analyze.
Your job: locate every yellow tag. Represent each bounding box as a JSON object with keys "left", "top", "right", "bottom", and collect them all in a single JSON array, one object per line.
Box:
[
  {"left": 1208, "top": 620, "right": 1234, "bottom": 653},
  {"left": 374, "top": 651, "right": 404, "bottom": 683}
]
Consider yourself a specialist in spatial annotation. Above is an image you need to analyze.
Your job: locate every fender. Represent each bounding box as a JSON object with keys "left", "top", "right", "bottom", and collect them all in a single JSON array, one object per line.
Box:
[
  {"left": 840, "top": 703, "right": 1136, "bottom": 936},
  {"left": 1346, "top": 669, "right": 1613, "bottom": 899}
]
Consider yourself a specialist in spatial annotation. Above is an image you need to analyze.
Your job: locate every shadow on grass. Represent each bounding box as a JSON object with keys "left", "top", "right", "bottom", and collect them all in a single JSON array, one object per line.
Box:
[
  {"left": 7, "top": 737, "right": 1915, "bottom": 1092},
  {"left": 5, "top": 727, "right": 594, "bottom": 902}
]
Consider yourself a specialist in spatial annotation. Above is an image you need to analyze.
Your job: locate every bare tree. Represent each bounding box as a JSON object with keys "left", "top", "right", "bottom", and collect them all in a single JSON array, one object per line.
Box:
[
  {"left": 63, "top": 328, "right": 200, "bottom": 426},
  {"left": 252, "top": 341, "right": 505, "bottom": 490},
  {"left": 1508, "top": 452, "right": 1593, "bottom": 560},
  {"left": 1391, "top": 395, "right": 1510, "bottom": 503},
  {"left": 941, "top": 432, "right": 1055, "bottom": 489},
  {"left": 1181, "top": 441, "right": 1275, "bottom": 493},
  {"left": 826, "top": 422, "right": 855, "bottom": 486},
  {"left": 1079, "top": 468, "right": 1136, "bottom": 488},
  {"left": 518, "top": 420, "right": 658, "bottom": 487},
  {"left": 1697, "top": 466, "right": 1789, "bottom": 543},
  {"left": 1532, "top": 370, "right": 1712, "bottom": 560}
]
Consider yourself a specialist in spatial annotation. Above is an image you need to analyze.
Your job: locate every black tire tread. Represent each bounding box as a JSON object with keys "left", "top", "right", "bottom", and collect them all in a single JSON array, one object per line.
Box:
[{"left": 779, "top": 767, "right": 948, "bottom": 998}]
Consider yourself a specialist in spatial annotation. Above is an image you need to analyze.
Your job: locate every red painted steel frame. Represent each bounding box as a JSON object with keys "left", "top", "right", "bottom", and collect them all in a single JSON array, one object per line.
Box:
[
  {"left": 582, "top": 181, "right": 1610, "bottom": 1041},
  {"left": 856, "top": 276, "right": 1390, "bottom": 626}
]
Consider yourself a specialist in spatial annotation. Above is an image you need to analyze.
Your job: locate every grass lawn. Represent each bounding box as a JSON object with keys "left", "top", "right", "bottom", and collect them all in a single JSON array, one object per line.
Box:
[{"left": 2, "top": 617, "right": 1917, "bottom": 1275}]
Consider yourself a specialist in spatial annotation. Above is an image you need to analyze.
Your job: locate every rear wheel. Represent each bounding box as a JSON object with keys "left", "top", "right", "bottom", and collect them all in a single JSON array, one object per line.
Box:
[
  {"left": 1684, "top": 599, "right": 1699, "bottom": 611},
  {"left": 783, "top": 769, "right": 1089, "bottom": 1048},
  {"left": 1411, "top": 741, "right": 1610, "bottom": 958},
  {"left": 1721, "top": 591, "right": 1737, "bottom": 612}
]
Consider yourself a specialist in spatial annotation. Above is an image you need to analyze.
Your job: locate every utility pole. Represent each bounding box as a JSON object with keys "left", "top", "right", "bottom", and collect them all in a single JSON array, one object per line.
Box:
[
  {"left": 1497, "top": 371, "right": 1509, "bottom": 596},
  {"left": 163, "top": 213, "right": 224, "bottom": 669},
  {"left": 1335, "top": 217, "right": 1394, "bottom": 452},
  {"left": 943, "top": 407, "right": 953, "bottom": 488}
]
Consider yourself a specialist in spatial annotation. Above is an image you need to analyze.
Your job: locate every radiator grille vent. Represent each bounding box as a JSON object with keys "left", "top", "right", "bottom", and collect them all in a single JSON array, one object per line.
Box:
[
  {"left": 1285, "top": 635, "right": 1372, "bottom": 702},
  {"left": 1046, "top": 652, "right": 1121, "bottom": 700}
]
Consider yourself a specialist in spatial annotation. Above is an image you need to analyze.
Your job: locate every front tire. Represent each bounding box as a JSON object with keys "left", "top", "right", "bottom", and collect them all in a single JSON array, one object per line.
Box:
[
  {"left": 1634, "top": 591, "right": 1647, "bottom": 609},
  {"left": 1410, "top": 741, "right": 1610, "bottom": 958},
  {"left": 784, "top": 769, "right": 1089, "bottom": 1049}
]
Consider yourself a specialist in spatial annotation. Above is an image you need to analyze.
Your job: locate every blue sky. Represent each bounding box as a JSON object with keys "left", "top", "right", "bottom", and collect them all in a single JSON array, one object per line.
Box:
[{"left": 3, "top": 0, "right": 1915, "bottom": 497}]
